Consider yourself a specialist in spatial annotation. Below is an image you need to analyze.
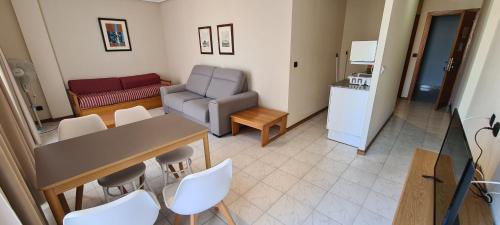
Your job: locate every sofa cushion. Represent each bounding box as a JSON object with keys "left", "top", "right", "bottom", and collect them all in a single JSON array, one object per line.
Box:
[
  {"left": 78, "top": 84, "right": 163, "bottom": 110},
  {"left": 164, "top": 91, "right": 204, "bottom": 112},
  {"left": 120, "top": 73, "right": 161, "bottom": 90},
  {"left": 182, "top": 98, "right": 211, "bottom": 123},
  {"left": 185, "top": 65, "right": 216, "bottom": 96},
  {"left": 206, "top": 68, "right": 245, "bottom": 99},
  {"left": 69, "top": 77, "right": 122, "bottom": 95}
]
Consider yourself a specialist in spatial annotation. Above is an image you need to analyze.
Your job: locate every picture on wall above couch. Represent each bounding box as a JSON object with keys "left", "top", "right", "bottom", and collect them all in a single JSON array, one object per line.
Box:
[
  {"left": 98, "top": 18, "right": 132, "bottom": 52},
  {"left": 217, "top": 23, "right": 234, "bottom": 55},
  {"left": 198, "top": 26, "right": 213, "bottom": 54}
]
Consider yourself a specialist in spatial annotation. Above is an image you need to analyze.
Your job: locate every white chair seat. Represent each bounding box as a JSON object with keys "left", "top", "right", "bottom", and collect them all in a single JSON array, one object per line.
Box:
[
  {"left": 98, "top": 163, "right": 146, "bottom": 187},
  {"left": 155, "top": 146, "right": 194, "bottom": 164}
]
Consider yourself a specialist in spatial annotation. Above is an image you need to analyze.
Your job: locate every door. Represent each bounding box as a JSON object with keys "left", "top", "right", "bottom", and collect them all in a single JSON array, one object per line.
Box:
[
  {"left": 413, "top": 15, "right": 461, "bottom": 103},
  {"left": 435, "top": 10, "right": 478, "bottom": 109}
]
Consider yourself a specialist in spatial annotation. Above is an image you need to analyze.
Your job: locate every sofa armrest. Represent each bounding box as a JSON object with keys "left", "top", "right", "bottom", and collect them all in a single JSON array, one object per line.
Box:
[
  {"left": 67, "top": 90, "right": 82, "bottom": 116},
  {"left": 208, "top": 91, "right": 259, "bottom": 136},
  {"left": 160, "top": 84, "right": 185, "bottom": 96}
]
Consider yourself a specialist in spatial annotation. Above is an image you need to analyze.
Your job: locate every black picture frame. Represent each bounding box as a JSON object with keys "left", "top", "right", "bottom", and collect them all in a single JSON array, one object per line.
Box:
[
  {"left": 198, "top": 26, "right": 213, "bottom": 54},
  {"left": 98, "top": 18, "right": 132, "bottom": 52},
  {"left": 217, "top": 23, "right": 234, "bottom": 55}
]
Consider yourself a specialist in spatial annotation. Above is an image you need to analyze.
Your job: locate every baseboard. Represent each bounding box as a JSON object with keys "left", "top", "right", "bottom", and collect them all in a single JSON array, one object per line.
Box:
[
  {"left": 288, "top": 107, "right": 328, "bottom": 131},
  {"left": 357, "top": 112, "right": 393, "bottom": 155}
]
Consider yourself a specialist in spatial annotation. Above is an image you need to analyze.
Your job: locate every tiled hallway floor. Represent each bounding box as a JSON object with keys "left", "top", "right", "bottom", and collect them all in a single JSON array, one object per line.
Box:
[{"left": 41, "top": 100, "right": 451, "bottom": 225}]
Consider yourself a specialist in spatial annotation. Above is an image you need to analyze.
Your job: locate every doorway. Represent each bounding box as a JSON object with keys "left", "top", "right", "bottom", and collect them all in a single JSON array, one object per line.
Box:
[{"left": 408, "top": 9, "right": 478, "bottom": 109}]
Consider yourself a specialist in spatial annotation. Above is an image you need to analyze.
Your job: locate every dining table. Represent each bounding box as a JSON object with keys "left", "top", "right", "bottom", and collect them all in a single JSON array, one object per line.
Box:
[{"left": 35, "top": 114, "right": 212, "bottom": 225}]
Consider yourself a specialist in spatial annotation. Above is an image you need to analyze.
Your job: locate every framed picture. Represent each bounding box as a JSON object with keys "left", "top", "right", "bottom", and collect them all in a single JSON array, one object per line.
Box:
[
  {"left": 98, "top": 18, "right": 132, "bottom": 51},
  {"left": 198, "top": 26, "right": 213, "bottom": 54},
  {"left": 217, "top": 24, "right": 234, "bottom": 55}
]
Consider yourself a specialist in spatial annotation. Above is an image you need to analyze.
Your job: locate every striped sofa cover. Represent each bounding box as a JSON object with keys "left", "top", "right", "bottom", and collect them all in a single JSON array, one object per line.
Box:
[{"left": 68, "top": 73, "right": 165, "bottom": 110}]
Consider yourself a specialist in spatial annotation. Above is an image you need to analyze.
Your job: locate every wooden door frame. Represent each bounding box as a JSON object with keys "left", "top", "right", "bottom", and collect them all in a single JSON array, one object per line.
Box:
[{"left": 407, "top": 9, "right": 473, "bottom": 101}]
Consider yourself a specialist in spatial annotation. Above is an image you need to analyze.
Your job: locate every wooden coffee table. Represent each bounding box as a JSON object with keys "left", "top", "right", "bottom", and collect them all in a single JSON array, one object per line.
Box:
[{"left": 231, "top": 107, "right": 288, "bottom": 147}]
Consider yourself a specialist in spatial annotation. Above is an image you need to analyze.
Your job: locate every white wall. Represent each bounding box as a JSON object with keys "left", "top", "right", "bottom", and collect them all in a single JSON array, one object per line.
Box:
[
  {"left": 159, "top": 0, "right": 293, "bottom": 113},
  {"left": 400, "top": 0, "right": 483, "bottom": 98},
  {"left": 338, "top": 0, "right": 385, "bottom": 79},
  {"left": 10, "top": 0, "right": 73, "bottom": 118},
  {"left": 360, "top": 0, "right": 419, "bottom": 150},
  {"left": 0, "top": 0, "right": 50, "bottom": 120},
  {"left": 455, "top": 0, "right": 500, "bottom": 221},
  {"left": 287, "top": 0, "right": 346, "bottom": 125},
  {"left": 39, "top": 0, "right": 169, "bottom": 84}
]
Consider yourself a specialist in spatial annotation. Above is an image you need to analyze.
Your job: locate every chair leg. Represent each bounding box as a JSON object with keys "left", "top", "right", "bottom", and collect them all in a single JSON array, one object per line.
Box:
[
  {"left": 187, "top": 159, "right": 193, "bottom": 174},
  {"left": 168, "top": 164, "right": 180, "bottom": 179},
  {"left": 139, "top": 175, "right": 145, "bottom": 190},
  {"left": 102, "top": 187, "right": 110, "bottom": 202},
  {"left": 190, "top": 214, "right": 197, "bottom": 225},
  {"left": 75, "top": 185, "right": 84, "bottom": 210},
  {"left": 174, "top": 215, "right": 183, "bottom": 225},
  {"left": 217, "top": 201, "right": 236, "bottom": 225}
]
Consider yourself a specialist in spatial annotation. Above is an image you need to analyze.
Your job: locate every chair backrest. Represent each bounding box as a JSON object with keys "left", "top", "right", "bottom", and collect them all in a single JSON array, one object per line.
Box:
[
  {"left": 58, "top": 114, "right": 107, "bottom": 141},
  {"left": 114, "top": 106, "right": 152, "bottom": 127},
  {"left": 63, "top": 190, "right": 160, "bottom": 225},
  {"left": 206, "top": 68, "right": 245, "bottom": 99},
  {"left": 170, "top": 159, "right": 232, "bottom": 215},
  {"left": 185, "top": 65, "right": 216, "bottom": 96}
]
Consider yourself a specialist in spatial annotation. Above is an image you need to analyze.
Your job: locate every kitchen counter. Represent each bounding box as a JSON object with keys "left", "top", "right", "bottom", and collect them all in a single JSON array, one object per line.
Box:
[{"left": 330, "top": 79, "right": 370, "bottom": 91}]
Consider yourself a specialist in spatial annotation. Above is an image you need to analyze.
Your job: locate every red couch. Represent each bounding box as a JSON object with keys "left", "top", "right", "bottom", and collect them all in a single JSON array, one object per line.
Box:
[{"left": 67, "top": 73, "right": 170, "bottom": 116}]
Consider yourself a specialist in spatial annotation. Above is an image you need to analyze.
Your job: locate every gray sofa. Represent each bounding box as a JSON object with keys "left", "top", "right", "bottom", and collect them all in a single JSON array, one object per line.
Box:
[{"left": 160, "top": 65, "right": 258, "bottom": 136}]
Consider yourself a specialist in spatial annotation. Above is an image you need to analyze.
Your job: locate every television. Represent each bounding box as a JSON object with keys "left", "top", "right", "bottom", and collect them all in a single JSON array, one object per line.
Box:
[{"left": 434, "top": 109, "right": 475, "bottom": 225}]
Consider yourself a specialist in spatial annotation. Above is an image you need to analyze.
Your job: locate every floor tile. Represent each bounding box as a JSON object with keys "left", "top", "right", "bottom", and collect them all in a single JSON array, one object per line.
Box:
[
  {"left": 286, "top": 180, "right": 326, "bottom": 208},
  {"left": 350, "top": 157, "right": 384, "bottom": 174},
  {"left": 243, "top": 160, "right": 276, "bottom": 180},
  {"left": 315, "top": 158, "right": 348, "bottom": 176},
  {"left": 259, "top": 152, "right": 290, "bottom": 168},
  {"left": 316, "top": 193, "right": 361, "bottom": 225},
  {"left": 231, "top": 171, "right": 259, "bottom": 195},
  {"left": 363, "top": 191, "right": 398, "bottom": 220},
  {"left": 326, "top": 144, "right": 357, "bottom": 164},
  {"left": 379, "top": 164, "right": 408, "bottom": 184},
  {"left": 243, "top": 182, "right": 283, "bottom": 211},
  {"left": 228, "top": 197, "right": 264, "bottom": 225},
  {"left": 232, "top": 152, "right": 258, "bottom": 169},
  {"left": 303, "top": 167, "right": 340, "bottom": 191},
  {"left": 341, "top": 166, "right": 378, "bottom": 188},
  {"left": 262, "top": 169, "right": 300, "bottom": 192},
  {"left": 268, "top": 195, "right": 313, "bottom": 225},
  {"left": 353, "top": 208, "right": 392, "bottom": 225},
  {"left": 303, "top": 143, "right": 334, "bottom": 156},
  {"left": 253, "top": 213, "right": 284, "bottom": 225},
  {"left": 329, "top": 178, "right": 370, "bottom": 205},
  {"left": 372, "top": 177, "right": 404, "bottom": 201},
  {"left": 303, "top": 210, "right": 341, "bottom": 225},
  {"left": 279, "top": 158, "right": 313, "bottom": 178},
  {"left": 294, "top": 151, "right": 324, "bottom": 165}
]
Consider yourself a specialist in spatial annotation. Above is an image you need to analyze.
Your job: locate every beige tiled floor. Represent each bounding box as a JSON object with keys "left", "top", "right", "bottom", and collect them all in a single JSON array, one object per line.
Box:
[{"left": 41, "top": 100, "right": 451, "bottom": 225}]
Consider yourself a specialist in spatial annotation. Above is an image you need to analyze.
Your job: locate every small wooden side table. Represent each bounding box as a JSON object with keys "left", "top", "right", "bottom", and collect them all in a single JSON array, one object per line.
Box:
[{"left": 230, "top": 107, "right": 288, "bottom": 147}]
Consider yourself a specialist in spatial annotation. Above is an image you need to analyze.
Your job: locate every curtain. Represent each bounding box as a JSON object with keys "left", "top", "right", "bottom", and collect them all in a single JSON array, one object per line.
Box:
[{"left": 0, "top": 47, "right": 46, "bottom": 224}]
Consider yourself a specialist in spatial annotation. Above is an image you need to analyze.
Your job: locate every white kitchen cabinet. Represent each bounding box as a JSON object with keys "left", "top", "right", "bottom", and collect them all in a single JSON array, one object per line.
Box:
[{"left": 326, "top": 84, "right": 369, "bottom": 148}]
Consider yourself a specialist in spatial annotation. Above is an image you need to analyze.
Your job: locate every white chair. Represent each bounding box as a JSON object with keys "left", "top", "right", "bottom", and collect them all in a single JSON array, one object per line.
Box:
[
  {"left": 58, "top": 114, "right": 108, "bottom": 210},
  {"left": 58, "top": 114, "right": 147, "bottom": 203},
  {"left": 114, "top": 106, "right": 195, "bottom": 186},
  {"left": 162, "top": 159, "right": 235, "bottom": 225},
  {"left": 63, "top": 190, "right": 160, "bottom": 225}
]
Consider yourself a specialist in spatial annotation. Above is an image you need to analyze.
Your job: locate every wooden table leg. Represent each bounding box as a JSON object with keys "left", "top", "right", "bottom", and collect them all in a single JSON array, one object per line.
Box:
[
  {"left": 203, "top": 133, "right": 212, "bottom": 169},
  {"left": 75, "top": 185, "right": 84, "bottom": 210},
  {"left": 231, "top": 119, "right": 240, "bottom": 136},
  {"left": 190, "top": 214, "right": 197, "bottom": 225},
  {"left": 261, "top": 125, "right": 270, "bottom": 147},
  {"left": 279, "top": 115, "right": 288, "bottom": 135},
  {"left": 174, "top": 215, "right": 183, "bottom": 225},
  {"left": 45, "top": 189, "right": 65, "bottom": 225}
]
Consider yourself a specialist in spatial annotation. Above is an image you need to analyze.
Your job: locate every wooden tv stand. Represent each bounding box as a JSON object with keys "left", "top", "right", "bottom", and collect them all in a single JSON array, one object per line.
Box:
[{"left": 393, "top": 149, "right": 493, "bottom": 225}]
